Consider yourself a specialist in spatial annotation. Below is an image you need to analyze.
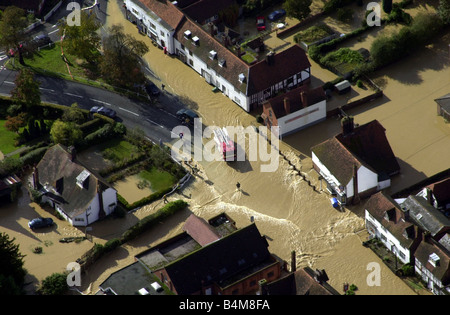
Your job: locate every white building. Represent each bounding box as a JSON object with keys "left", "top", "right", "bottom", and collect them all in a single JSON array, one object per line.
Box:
[
  {"left": 261, "top": 85, "right": 326, "bottom": 138},
  {"left": 123, "top": 0, "right": 312, "bottom": 112},
  {"left": 32, "top": 144, "right": 117, "bottom": 226},
  {"left": 364, "top": 192, "right": 419, "bottom": 265},
  {"left": 311, "top": 118, "right": 400, "bottom": 205}
]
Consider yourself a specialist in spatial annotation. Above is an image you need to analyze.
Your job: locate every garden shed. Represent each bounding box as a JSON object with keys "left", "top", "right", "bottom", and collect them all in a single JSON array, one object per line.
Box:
[{"left": 335, "top": 80, "right": 351, "bottom": 94}]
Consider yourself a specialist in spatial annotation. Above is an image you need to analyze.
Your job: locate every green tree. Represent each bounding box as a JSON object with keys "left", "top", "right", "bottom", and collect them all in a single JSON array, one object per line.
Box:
[
  {"left": 50, "top": 120, "right": 83, "bottom": 146},
  {"left": 62, "top": 103, "right": 85, "bottom": 124},
  {"left": 0, "top": 232, "right": 26, "bottom": 295},
  {"left": 0, "top": 6, "right": 31, "bottom": 65},
  {"left": 59, "top": 10, "right": 101, "bottom": 63},
  {"left": 39, "top": 272, "right": 68, "bottom": 295},
  {"left": 11, "top": 68, "right": 41, "bottom": 111},
  {"left": 284, "top": 0, "right": 312, "bottom": 21},
  {"left": 438, "top": 0, "right": 450, "bottom": 24},
  {"left": 99, "top": 24, "right": 149, "bottom": 89}
]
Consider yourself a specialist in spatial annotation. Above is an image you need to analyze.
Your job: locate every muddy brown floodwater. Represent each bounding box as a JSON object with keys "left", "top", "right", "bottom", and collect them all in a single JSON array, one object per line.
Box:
[{"left": 95, "top": 0, "right": 448, "bottom": 295}]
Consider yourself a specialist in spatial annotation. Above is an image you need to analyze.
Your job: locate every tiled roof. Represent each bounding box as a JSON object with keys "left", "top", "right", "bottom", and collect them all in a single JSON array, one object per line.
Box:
[
  {"left": 336, "top": 120, "right": 400, "bottom": 177},
  {"left": 181, "top": 0, "right": 236, "bottom": 24},
  {"left": 164, "top": 223, "right": 271, "bottom": 295},
  {"left": 427, "top": 178, "right": 450, "bottom": 208},
  {"left": 365, "top": 191, "right": 417, "bottom": 248},
  {"left": 312, "top": 120, "right": 400, "bottom": 185},
  {"left": 183, "top": 214, "right": 221, "bottom": 246},
  {"left": 174, "top": 16, "right": 249, "bottom": 94},
  {"left": 435, "top": 93, "right": 450, "bottom": 112},
  {"left": 312, "top": 137, "right": 365, "bottom": 185},
  {"left": 134, "top": 0, "right": 185, "bottom": 30},
  {"left": 415, "top": 239, "right": 450, "bottom": 284},
  {"left": 36, "top": 144, "right": 110, "bottom": 218},
  {"left": 402, "top": 195, "right": 450, "bottom": 237},
  {"left": 247, "top": 45, "right": 311, "bottom": 96},
  {"left": 265, "top": 85, "right": 325, "bottom": 118}
]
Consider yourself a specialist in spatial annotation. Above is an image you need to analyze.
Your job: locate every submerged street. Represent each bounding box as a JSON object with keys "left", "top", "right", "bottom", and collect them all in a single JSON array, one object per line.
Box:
[{"left": 1, "top": 0, "right": 448, "bottom": 296}]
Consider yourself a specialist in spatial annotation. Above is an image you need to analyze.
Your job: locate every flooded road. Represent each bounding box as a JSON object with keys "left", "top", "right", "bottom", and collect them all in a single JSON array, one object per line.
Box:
[
  {"left": 97, "top": 0, "right": 444, "bottom": 295},
  {"left": 2, "top": 0, "right": 446, "bottom": 296}
]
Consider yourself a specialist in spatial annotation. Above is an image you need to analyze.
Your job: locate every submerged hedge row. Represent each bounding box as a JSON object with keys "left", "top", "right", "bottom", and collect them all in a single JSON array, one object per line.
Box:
[{"left": 78, "top": 200, "right": 189, "bottom": 270}]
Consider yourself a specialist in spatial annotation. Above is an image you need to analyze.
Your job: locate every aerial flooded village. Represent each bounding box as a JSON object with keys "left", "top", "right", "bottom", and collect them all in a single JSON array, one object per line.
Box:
[{"left": 0, "top": 0, "right": 449, "bottom": 302}]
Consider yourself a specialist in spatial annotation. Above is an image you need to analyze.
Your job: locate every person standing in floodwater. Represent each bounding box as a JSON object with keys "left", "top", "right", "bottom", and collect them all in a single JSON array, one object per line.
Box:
[{"left": 236, "top": 182, "right": 241, "bottom": 191}]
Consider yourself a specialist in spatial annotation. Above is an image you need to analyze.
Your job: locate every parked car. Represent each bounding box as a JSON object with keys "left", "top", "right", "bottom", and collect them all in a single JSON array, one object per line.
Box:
[
  {"left": 33, "top": 34, "right": 51, "bottom": 45},
  {"left": 28, "top": 218, "right": 54, "bottom": 229},
  {"left": 267, "top": 9, "right": 286, "bottom": 21},
  {"left": 145, "top": 81, "right": 160, "bottom": 97},
  {"left": 256, "top": 16, "right": 266, "bottom": 31},
  {"left": 176, "top": 108, "right": 199, "bottom": 126},
  {"left": 90, "top": 106, "right": 117, "bottom": 119}
]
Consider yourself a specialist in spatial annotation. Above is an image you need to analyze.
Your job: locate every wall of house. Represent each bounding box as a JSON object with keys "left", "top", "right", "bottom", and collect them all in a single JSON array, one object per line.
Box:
[
  {"left": 102, "top": 187, "right": 118, "bottom": 216},
  {"left": 218, "top": 260, "right": 281, "bottom": 295},
  {"left": 277, "top": 99, "right": 326, "bottom": 137},
  {"left": 414, "top": 259, "right": 444, "bottom": 295},
  {"left": 365, "top": 210, "right": 411, "bottom": 264},
  {"left": 172, "top": 40, "right": 250, "bottom": 112},
  {"left": 311, "top": 152, "right": 341, "bottom": 195},
  {"left": 248, "top": 70, "right": 311, "bottom": 109},
  {"left": 357, "top": 165, "right": 378, "bottom": 197},
  {"left": 125, "top": 0, "right": 175, "bottom": 53}
]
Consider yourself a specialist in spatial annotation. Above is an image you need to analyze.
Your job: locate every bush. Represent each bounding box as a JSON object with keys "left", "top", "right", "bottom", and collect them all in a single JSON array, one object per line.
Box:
[
  {"left": 20, "top": 146, "right": 48, "bottom": 166},
  {"left": 39, "top": 272, "right": 68, "bottom": 295}
]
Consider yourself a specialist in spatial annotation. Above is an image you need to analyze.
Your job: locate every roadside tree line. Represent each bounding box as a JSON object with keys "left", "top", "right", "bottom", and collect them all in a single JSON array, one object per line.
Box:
[{"left": 0, "top": 6, "right": 149, "bottom": 90}]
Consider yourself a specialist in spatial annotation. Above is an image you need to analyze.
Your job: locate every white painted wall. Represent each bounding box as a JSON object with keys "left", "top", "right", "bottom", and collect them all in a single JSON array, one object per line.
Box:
[
  {"left": 357, "top": 165, "right": 378, "bottom": 195},
  {"left": 277, "top": 99, "right": 326, "bottom": 136},
  {"left": 365, "top": 210, "right": 411, "bottom": 264}
]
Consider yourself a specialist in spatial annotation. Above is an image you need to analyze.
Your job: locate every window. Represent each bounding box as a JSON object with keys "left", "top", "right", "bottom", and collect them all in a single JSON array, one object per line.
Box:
[
  {"left": 189, "top": 50, "right": 193, "bottom": 56},
  {"left": 250, "top": 280, "right": 257, "bottom": 287},
  {"left": 150, "top": 23, "right": 156, "bottom": 29},
  {"left": 267, "top": 271, "right": 274, "bottom": 279},
  {"left": 189, "top": 59, "right": 193, "bottom": 66},
  {"left": 132, "top": 8, "right": 138, "bottom": 15},
  {"left": 160, "top": 31, "right": 165, "bottom": 37},
  {"left": 180, "top": 43, "right": 184, "bottom": 50}
]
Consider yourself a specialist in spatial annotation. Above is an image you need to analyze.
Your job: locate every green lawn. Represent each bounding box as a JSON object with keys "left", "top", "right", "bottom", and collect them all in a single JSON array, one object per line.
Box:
[
  {"left": 0, "top": 120, "right": 21, "bottom": 155},
  {"left": 138, "top": 167, "right": 176, "bottom": 192},
  {"left": 99, "top": 138, "right": 140, "bottom": 162}
]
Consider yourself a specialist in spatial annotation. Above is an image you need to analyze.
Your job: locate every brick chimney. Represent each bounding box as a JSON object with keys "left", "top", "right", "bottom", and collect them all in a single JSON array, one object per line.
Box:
[
  {"left": 341, "top": 116, "right": 354, "bottom": 136},
  {"left": 69, "top": 146, "right": 76, "bottom": 162},
  {"left": 284, "top": 97, "right": 290, "bottom": 114},
  {"left": 32, "top": 167, "right": 40, "bottom": 189},
  {"left": 300, "top": 91, "right": 308, "bottom": 108}
]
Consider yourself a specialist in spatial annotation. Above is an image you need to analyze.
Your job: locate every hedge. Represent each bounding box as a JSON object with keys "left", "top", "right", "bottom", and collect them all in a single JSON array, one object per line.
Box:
[
  {"left": 118, "top": 186, "right": 173, "bottom": 211},
  {"left": 121, "top": 199, "right": 188, "bottom": 243}
]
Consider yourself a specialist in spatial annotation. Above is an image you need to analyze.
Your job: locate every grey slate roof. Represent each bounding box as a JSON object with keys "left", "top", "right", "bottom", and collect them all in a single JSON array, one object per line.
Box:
[{"left": 402, "top": 195, "right": 450, "bottom": 237}]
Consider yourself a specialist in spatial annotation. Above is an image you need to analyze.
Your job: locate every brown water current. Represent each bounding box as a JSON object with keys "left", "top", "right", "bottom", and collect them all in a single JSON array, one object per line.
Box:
[{"left": 2, "top": 0, "right": 448, "bottom": 296}]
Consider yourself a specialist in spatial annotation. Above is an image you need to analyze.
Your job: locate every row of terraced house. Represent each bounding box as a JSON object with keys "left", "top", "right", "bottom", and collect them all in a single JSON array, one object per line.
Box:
[{"left": 123, "top": 0, "right": 312, "bottom": 113}]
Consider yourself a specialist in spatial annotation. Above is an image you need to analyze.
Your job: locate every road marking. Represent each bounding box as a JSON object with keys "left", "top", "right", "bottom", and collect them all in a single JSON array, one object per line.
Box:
[
  {"left": 146, "top": 118, "right": 165, "bottom": 129},
  {"left": 0, "top": 55, "right": 7, "bottom": 61},
  {"left": 40, "top": 87, "right": 55, "bottom": 93},
  {"left": 119, "top": 107, "right": 139, "bottom": 116},
  {"left": 90, "top": 98, "right": 111, "bottom": 106},
  {"left": 48, "top": 29, "right": 59, "bottom": 35},
  {"left": 159, "top": 108, "right": 177, "bottom": 118},
  {"left": 64, "top": 92, "right": 83, "bottom": 98},
  {"left": 4, "top": 81, "right": 14, "bottom": 84}
]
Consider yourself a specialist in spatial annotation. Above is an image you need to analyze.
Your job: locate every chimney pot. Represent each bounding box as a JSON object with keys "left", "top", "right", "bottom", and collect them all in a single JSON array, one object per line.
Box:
[
  {"left": 284, "top": 97, "right": 291, "bottom": 114},
  {"left": 300, "top": 91, "right": 308, "bottom": 108}
]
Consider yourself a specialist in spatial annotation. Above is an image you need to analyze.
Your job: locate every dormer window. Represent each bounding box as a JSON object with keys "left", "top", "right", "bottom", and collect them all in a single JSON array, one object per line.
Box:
[
  {"left": 209, "top": 50, "right": 217, "bottom": 60},
  {"left": 184, "top": 30, "right": 191, "bottom": 39},
  {"left": 192, "top": 36, "right": 199, "bottom": 46},
  {"left": 429, "top": 253, "right": 440, "bottom": 267},
  {"left": 76, "top": 170, "right": 90, "bottom": 189},
  {"left": 238, "top": 73, "right": 245, "bottom": 83},
  {"left": 218, "top": 58, "right": 226, "bottom": 67}
]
